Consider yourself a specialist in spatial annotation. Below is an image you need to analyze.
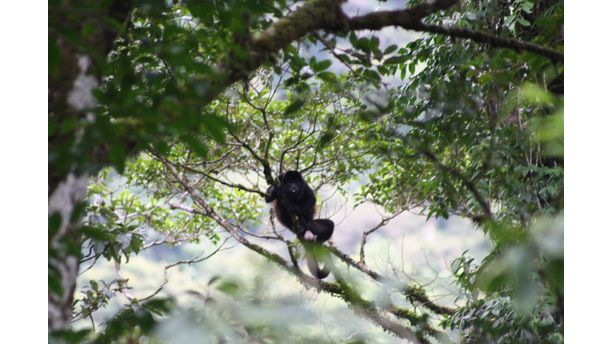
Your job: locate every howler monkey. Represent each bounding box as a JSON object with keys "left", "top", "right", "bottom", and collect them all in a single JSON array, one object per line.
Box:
[{"left": 265, "top": 171, "right": 334, "bottom": 279}]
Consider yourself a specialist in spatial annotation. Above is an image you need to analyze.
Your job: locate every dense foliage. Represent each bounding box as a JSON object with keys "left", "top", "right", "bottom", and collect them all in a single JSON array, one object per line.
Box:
[{"left": 49, "top": 0, "right": 563, "bottom": 343}]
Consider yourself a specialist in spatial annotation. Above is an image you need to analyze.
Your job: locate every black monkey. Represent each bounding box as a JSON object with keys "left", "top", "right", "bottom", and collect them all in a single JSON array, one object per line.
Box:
[{"left": 265, "top": 171, "right": 335, "bottom": 278}]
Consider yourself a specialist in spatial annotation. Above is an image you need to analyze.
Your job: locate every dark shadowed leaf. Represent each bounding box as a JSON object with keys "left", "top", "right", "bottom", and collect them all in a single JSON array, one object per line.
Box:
[{"left": 283, "top": 99, "right": 305, "bottom": 117}]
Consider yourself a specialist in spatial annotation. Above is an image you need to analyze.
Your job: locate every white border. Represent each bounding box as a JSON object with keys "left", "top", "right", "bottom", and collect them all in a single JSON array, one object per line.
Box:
[
  {"left": 565, "top": 1, "right": 612, "bottom": 342},
  {"left": 0, "top": 2, "right": 48, "bottom": 342}
]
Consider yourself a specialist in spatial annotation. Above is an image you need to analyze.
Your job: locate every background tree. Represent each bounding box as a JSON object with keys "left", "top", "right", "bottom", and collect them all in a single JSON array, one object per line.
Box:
[{"left": 49, "top": 0, "right": 563, "bottom": 342}]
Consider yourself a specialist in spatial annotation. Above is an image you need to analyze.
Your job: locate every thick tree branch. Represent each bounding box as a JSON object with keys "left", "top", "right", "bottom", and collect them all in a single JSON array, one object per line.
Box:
[
  {"left": 344, "top": 0, "right": 456, "bottom": 31},
  {"left": 201, "top": 0, "right": 348, "bottom": 105},
  {"left": 341, "top": 0, "right": 561, "bottom": 63},
  {"left": 329, "top": 263, "right": 421, "bottom": 343},
  {"left": 328, "top": 245, "right": 455, "bottom": 316},
  {"left": 415, "top": 23, "right": 563, "bottom": 63},
  {"left": 200, "top": 0, "right": 462, "bottom": 111}
]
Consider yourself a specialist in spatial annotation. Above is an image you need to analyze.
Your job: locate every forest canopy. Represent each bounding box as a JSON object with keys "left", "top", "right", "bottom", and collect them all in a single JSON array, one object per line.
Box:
[{"left": 49, "top": 0, "right": 563, "bottom": 343}]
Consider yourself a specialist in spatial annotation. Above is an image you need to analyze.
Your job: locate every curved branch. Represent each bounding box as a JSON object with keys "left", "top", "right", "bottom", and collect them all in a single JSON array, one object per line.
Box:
[
  {"left": 415, "top": 23, "right": 563, "bottom": 63},
  {"left": 341, "top": 1, "right": 561, "bottom": 63},
  {"left": 359, "top": 210, "right": 405, "bottom": 264},
  {"left": 138, "top": 238, "right": 231, "bottom": 303}
]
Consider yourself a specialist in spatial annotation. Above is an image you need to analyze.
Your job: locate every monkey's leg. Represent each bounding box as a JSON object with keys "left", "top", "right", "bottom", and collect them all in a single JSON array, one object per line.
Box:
[
  {"left": 308, "top": 219, "right": 334, "bottom": 242},
  {"left": 303, "top": 230, "right": 316, "bottom": 241}
]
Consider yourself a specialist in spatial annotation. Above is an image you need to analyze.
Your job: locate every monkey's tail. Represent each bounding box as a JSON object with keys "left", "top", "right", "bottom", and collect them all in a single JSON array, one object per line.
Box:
[{"left": 305, "top": 248, "right": 331, "bottom": 279}]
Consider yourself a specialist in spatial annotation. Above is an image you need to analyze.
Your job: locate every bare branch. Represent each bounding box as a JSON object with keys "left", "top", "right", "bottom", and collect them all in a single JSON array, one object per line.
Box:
[
  {"left": 139, "top": 238, "right": 231, "bottom": 302},
  {"left": 202, "top": 172, "right": 267, "bottom": 197},
  {"left": 226, "top": 120, "right": 275, "bottom": 185},
  {"left": 359, "top": 210, "right": 406, "bottom": 264}
]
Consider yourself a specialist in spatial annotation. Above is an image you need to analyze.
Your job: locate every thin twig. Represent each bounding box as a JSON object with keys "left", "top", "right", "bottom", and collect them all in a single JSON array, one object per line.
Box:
[{"left": 359, "top": 209, "right": 406, "bottom": 264}]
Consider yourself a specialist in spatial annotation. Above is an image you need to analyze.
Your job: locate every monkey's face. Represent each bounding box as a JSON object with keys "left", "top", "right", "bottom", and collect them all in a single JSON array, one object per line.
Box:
[
  {"left": 283, "top": 180, "right": 303, "bottom": 200},
  {"left": 281, "top": 171, "right": 305, "bottom": 201}
]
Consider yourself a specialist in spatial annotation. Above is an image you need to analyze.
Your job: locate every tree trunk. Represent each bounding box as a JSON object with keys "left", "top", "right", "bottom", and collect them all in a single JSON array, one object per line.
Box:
[{"left": 48, "top": 0, "right": 132, "bottom": 331}]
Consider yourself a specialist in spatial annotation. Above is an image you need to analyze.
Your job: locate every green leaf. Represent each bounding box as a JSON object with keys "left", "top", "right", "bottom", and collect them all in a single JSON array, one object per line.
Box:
[
  {"left": 49, "top": 212, "right": 62, "bottom": 238},
  {"left": 370, "top": 36, "right": 380, "bottom": 51},
  {"left": 317, "top": 71, "right": 337, "bottom": 83},
  {"left": 216, "top": 279, "right": 240, "bottom": 295},
  {"left": 201, "top": 113, "right": 227, "bottom": 144},
  {"left": 49, "top": 274, "right": 64, "bottom": 296},
  {"left": 317, "top": 130, "right": 336, "bottom": 148},
  {"left": 143, "top": 298, "right": 174, "bottom": 316},
  {"left": 519, "top": 83, "right": 556, "bottom": 106},
  {"left": 313, "top": 59, "right": 332, "bottom": 72},
  {"left": 363, "top": 69, "right": 381, "bottom": 83},
  {"left": 517, "top": 17, "right": 531, "bottom": 27},
  {"left": 348, "top": 31, "right": 358, "bottom": 46},
  {"left": 49, "top": 329, "right": 91, "bottom": 344},
  {"left": 383, "top": 44, "right": 398, "bottom": 55},
  {"left": 82, "top": 226, "right": 115, "bottom": 241},
  {"left": 355, "top": 37, "right": 371, "bottom": 52},
  {"left": 49, "top": 38, "right": 60, "bottom": 75},
  {"left": 376, "top": 65, "right": 389, "bottom": 75},
  {"left": 384, "top": 55, "right": 409, "bottom": 65},
  {"left": 181, "top": 135, "right": 209, "bottom": 158},
  {"left": 283, "top": 99, "right": 305, "bottom": 117},
  {"left": 129, "top": 234, "right": 144, "bottom": 254}
]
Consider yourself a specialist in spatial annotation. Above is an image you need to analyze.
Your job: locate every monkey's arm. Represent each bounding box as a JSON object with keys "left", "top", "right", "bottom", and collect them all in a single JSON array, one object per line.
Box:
[{"left": 264, "top": 185, "right": 277, "bottom": 203}]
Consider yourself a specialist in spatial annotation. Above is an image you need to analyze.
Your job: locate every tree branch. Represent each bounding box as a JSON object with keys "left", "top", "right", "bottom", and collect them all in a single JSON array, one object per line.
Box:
[
  {"left": 328, "top": 245, "right": 455, "bottom": 316},
  {"left": 203, "top": 172, "right": 267, "bottom": 197},
  {"left": 341, "top": 0, "right": 561, "bottom": 63},
  {"left": 138, "top": 238, "right": 231, "bottom": 303},
  {"left": 359, "top": 210, "right": 405, "bottom": 264},
  {"left": 343, "top": 0, "right": 456, "bottom": 31},
  {"left": 415, "top": 23, "right": 563, "bottom": 63},
  {"left": 419, "top": 147, "right": 493, "bottom": 221}
]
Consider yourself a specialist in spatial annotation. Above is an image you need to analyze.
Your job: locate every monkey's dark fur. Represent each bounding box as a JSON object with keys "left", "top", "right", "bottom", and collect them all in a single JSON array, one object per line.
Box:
[{"left": 265, "top": 171, "right": 334, "bottom": 278}]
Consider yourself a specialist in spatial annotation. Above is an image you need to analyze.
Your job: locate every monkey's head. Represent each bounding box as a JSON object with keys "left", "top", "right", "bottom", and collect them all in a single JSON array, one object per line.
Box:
[{"left": 280, "top": 171, "right": 305, "bottom": 201}]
